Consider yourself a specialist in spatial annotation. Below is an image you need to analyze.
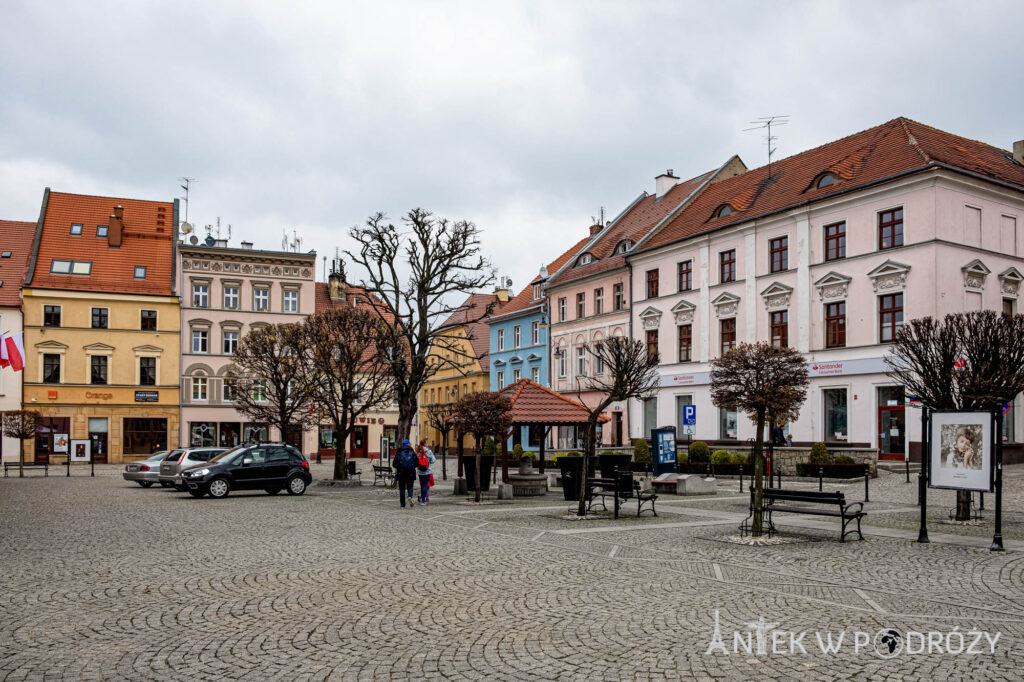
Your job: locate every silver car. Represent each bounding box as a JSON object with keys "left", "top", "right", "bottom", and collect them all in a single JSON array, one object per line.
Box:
[
  {"left": 159, "top": 447, "right": 227, "bottom": 489},
  {"left": 123, "top": 451, "right": 173, "bottom": 487}
]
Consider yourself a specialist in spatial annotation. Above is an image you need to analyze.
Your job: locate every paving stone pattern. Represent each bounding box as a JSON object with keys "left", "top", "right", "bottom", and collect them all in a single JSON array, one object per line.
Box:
[{"left": 1, "top": 463, "right": 1023, "bottom": 680}]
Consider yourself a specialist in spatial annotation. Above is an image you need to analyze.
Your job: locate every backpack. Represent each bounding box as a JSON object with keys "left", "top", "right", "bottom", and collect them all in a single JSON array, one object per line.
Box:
[
  {"left": 417, "top": 452, "right": 429, "bottom": 472},
  {"left": 395, "top": 448, "right": 417, "bottom": 472}
]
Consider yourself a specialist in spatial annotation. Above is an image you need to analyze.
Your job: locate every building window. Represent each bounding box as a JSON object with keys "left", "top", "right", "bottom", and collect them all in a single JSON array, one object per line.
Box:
[
  {"left": 254, "top": 288, "right": 269, "bottom": 311},
  {"left": 678, "top": 260, "right": 692, "bottom": 292},
  {"left": 283, "top": 290, "right": 298, "bottom": 313},
  {"left": 823, "top": 388, "right": 848, "bottom": 442},
  {"left": 594, "top": 288, "right": 604, "bottom": 315},
  {"left": 533, "top": 284, "right": 542, "bottom": 301},
  {"left": 720, "top": 318, "right": 736, "bottom": 355},
  {"left": 646, "top": 329, "right": 659, "bottom": 359},
  {"left": 678, "top": 324, "right": 692, "bottom": 362},
  {"left": 770, "top": 311, "right": 788, "bottom": 348},
  {"left": 252, "top": 380, "right": 267, "bottom": 402},
  {"left": 224, "top": 286, "right": 239, "bottom": 309},
  {"left": 123, "top": 418, "right": 167, "bottom": 455},
  {"left": 770, "top": 236, "right": 788, "bottom": 272},
  {"left": 577, "top": 253, "right": 593, "bottom": 266},
  {"left": 140, "top": 310, "right": 157, "bottom": 330},
  {"left": 497, "top": 329, "right": 505, "bottom": 351},
  {"left": 50, "top": 259, "right": 91, "bottom": 274},
  {"left": 595, "top": 351, "right": 605, "bottom": 375},
  {"left": 558, "top": 297, "right": 567, "bottom": 321},
  {"left": 91, "top": 307, "right": 108, "bottom": 329},
  {"left": 878, "top": 207, "right": 904, "bottom": 250},
  {"left": 43, "top": 305, "right": 61, "bottom": 327},
  {"left": 531, "top": 366, "right": 540, "bottom": 383},
  {"left": 513, "top": 368, "right": 521, "bottom": 382},
  {"left": 613, "top": 283, "right": 625, "bottom": 311},
  {"left": 720, "top": 250, "right": 736, "bottom": 283},
  {"left": 513, "top": 325, "right": 521, "bottom": 348},
  {"left": 1003, "top": 298, "right": 1016, "bottom": 316},
  {"left": 825, "top": 302, "right": 846, "bottom": 348},
  {"left": 715, "top": 204, "right": 733, "bottom": 218},
  {"left": 558, "top": 349, "right": 567, "bottom": 378},
  {"left": 134, "top": 266, "right": 146, "bottom": 279},
  {"left": 576, "top": 347, "right": 586, "bottom": 376},
  {"left": 192, "top": 330, "right": 209, "bottom": 353},
  {"left": 643, "top": 398, "right": 657, "bottom": 439},
  {"left": 497, "top": 371, "right": 505, "bottom": 387},
  {"left": 576, "top": 293, "right": 585, "bottom": 319},
  {"left": 90, "top": 355, "right": 107, "bottom": 385},
  {"left": 825, "top": 222, "right": 846, "bottom": 261},
  {"left": 1003, "top": 398, "right": 1015, "bottom": 443},
  {"left": 816, "top": 173, "right": 837, "bottom": 189},
  {"left": 720, "top": 407, "right": 738, "bottom": 440},
  {"left": 139, "top": 357, "right": 156, "bottom": 386},
  {"left": 223, "top": 331, "right": 239, "bottom": 355},
  {"left": 879, "top": 293, "right": 904, "bottom": 343},
  {"left": 192, "top": 377, "right": 208, "bottom": 401},
  {"left": 531, "top": 320, "right": 540, "bottom": 345},
  {"left": 223, "top": 377, "right": 237, "bottom": 402},
  {"left": 96, "top": 225, "right": 108, "bottom": 237},
  {"left": 43, "top": 354, "right": 61, "bottom": 383},
  {"left": 192, "top": 284, "right": 209, "bottom": 308},
  {"left": 646, "top": 269, "right": 659, "bottom": 298},
  {"left": 70, "top": 223, "right": 83, "bottom": 235}
]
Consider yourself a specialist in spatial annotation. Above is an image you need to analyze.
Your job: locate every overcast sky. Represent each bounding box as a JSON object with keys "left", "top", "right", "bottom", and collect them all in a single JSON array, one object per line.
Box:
[{"left": 2, "top": 1, "right": 1022, "bottom": 293}]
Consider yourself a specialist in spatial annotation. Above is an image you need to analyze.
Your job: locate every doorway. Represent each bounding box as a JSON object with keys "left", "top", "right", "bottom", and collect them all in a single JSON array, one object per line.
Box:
[
  {"left": 88, "top": 417, "right": 108, "bottom": 464},
  {"left": 614, "top": 412, "right": 623, "bottom": 447},
  {"left": 350, "top": 426, "right": 368, "bottom": 457},
  {"left": 877, "top": 386, "right": 906, "bottom": 460}
]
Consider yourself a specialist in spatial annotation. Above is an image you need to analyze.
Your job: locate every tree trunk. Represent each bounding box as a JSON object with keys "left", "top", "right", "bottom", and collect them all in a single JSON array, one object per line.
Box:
[
  {"left": 20, "top": 438, "right": 25, "bottom": 478},
  {"left": 331, "top": 422, "right": 349, "bottom": 480},
  {"left": 441, "top": 432, "right": 448, "bottom": 480},
  {"left": 397, "top": 398, "right": 415, "bottom": 442},
  {"left": 575, "top": 419, "right": 597, "bottom": 516},
  {"left": 955, "top": 490, "right": 972, "bottom": 521},
  {"left": 751, "top": 411, "right": 767, "bottom": 537},
  {"left": 474, "top": 445, "right": 482, "bottom": 503}
]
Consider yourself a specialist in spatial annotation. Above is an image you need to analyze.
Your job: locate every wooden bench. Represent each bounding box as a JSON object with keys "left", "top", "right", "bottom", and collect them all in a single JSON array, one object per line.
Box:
[
  {"left": 634, "top": 481, "right": 658, "bottom": 517},
  {"left": 4, "top": 462, "right": 48, "bottom": 477},
  {"left": 581, "top": 472, "right": 657, "bottom": 518},
  {"left": 372, "top": 465, "right": 394, "bottom": 487},
  {"left": 742, "top": 488, "right": 865, "bottom": 542}
]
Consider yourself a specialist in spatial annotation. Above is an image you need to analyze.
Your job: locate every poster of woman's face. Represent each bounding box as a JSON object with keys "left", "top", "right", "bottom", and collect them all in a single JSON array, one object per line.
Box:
[{"left": 930, "top": 411, "right": 992, "bottom": 492}]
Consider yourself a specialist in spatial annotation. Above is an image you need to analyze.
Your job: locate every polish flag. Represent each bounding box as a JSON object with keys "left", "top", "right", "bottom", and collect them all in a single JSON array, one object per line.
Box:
[
  {"left": 4, "top": 332, "right": 25, "bottom": 372},
  {"left": 0, "top": 334, "right": 8, "bottom": 368}
]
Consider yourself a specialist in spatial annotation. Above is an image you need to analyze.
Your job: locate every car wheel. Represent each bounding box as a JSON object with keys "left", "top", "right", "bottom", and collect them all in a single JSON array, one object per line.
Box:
[
  {"left": 265, "top": 487, "right": 281, "bottom": 495},
  {"left": 137, "top": 481, "right": 154, "bottom": 488},
  {"left": 286, "top": 475, "right": 307, "bottom": 496},
  {"left": 188, "top": 489, "right": 206, "bottom": 498},
  {"left": 208, "top": 478, "right": 231, "bottom": 499},
  {"left": 159, "top": 481, "right": 172, "bottom": 488}
]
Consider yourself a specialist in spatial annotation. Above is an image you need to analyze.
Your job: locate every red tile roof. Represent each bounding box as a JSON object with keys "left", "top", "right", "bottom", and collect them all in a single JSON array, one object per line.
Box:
[
  {"left": 441, "top": 293, "right": 503, "bottom": 371},
  {"left": 493, "top": 236, "right": 590, "bottom": 319},
  {"left": 26, "top": 191, "right": 176, "bottom": 296},
  {"left": 497, "top": 378, "right": 610, "bottom": 425},
  {"left": 0, "top": 220, "right": 36, "bottom": 308},
  {"left": 549, "top": 170, "right": 715, "bottom": 287},
  {"left": 314, "top": 281, "right": 393, "bottom": 322},
  {"left": 642, "top": 117, "right": 1024, "bottom": 250}
]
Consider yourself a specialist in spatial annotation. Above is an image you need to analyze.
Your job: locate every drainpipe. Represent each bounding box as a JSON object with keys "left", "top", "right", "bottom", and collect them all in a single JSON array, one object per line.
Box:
[{"left": 626, "top": 259, "right": 634, "bottom": 447}]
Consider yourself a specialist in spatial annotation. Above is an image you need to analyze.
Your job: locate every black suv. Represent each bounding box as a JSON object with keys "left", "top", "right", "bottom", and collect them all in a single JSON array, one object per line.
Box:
[{"left": 180, "top": 443, "right": 312, "bottom": 498}]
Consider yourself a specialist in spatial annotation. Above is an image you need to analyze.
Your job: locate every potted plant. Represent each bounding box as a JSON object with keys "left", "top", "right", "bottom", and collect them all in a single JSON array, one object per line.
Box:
[{"left": 630, "top": 438, "right": 651, "bottom": 473}]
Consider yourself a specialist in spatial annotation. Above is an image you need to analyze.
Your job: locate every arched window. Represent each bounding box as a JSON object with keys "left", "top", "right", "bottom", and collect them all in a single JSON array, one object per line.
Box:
[
  {"left": 816, "top": 173, "right": 837, "bottom": 189},
  {"left": 715, "top": 204, "right": 733, "bottom": 218},
  {"left": 577, "top": 253, "right": 594, "bottom": 267},
  {"left": 616, "top": 240, "right": 632, "bottom": 255}
]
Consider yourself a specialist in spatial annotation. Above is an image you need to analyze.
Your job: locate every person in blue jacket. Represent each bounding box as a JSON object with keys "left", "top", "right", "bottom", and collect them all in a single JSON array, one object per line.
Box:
[{"left": 392, "top": 439, "right": 418, "bottom": 508}]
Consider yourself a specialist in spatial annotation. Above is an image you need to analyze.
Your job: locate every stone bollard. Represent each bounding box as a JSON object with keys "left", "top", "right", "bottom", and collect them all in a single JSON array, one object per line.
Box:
[
  {"left": 496, "top": 483, "right": 514, "bottom": 500},
  {"left": 453, "top": 477, "right": 468, "bottom": 495}
]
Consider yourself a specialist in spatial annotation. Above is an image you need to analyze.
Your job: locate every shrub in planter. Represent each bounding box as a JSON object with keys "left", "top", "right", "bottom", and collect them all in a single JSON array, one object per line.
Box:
[
  {"left": 729, "top": 452, "right": 747, "bottom": 465},
  {"left": 795, "top": 462, "right": 807, "bottom": 477},
  {"left": 512, "top": 444, "right": 525, "bottom": 461},
  {"left": 689, "top": 441, "right": 711, "bottom": 463},
  {"left": 834, "top": 454, "right": 855, "bottom": 465},
  {"left": 481, "top": 437, "right": 497, "bottom": 457},
  {"left": 809, "top": 442, "right": 829, "bottom": 465},
  {"left": 710, "top": 449, "right": 731, "bottom": 464},
  {"left": 678, "top": 451, "right": 689, "bottom": 464},
  {"left": 633, "top": 439, "right": 651, "bottom": 463}
]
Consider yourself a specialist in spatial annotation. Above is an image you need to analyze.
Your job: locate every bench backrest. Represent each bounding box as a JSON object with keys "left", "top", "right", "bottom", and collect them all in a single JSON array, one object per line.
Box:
[{"left": 757, "top": 488, "right": 846, "bottom": 505}]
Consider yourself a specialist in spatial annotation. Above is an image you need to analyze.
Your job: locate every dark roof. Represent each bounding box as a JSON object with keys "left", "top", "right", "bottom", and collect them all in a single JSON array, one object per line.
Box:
[
  {"left": 493, "top": 236, "right": 590, "bottom": 319},
  {"left": 0, "top": 221, "right": 36, "bottom": 307},
  {"left": 643, "top": 117, "right": 1024, "bottom": 250},
  {"left": 497, "top": 378, "right": 610, "bottom": 425}
]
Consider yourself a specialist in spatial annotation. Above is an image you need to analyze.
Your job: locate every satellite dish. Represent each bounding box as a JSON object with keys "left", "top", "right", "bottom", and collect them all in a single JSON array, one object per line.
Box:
[
  {"left": 181, "top": 221, "right": 193, "bottom": 234},
  {"left": 189, "top": 235, "right": 199, "bottom": 245}
]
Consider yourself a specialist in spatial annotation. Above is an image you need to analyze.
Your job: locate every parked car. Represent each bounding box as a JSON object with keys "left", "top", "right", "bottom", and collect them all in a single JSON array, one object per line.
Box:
[
  {"left": 159, "top": 447, "right": 227, "bottom": 489},
  {"left": 123, "top": 451, "right": 173, "bottom": 487},
  {"left": 180, "top": 443, "right": 311, "bottom": 498}
]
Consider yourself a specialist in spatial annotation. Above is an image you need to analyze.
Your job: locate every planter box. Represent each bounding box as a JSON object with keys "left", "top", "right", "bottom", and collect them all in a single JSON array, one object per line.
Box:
[
  {"left": 461, "top": 455, "right": 495, "bottom": 493},
  {"left": 599, "top": 454, "right": 633, "bottom": 479}
]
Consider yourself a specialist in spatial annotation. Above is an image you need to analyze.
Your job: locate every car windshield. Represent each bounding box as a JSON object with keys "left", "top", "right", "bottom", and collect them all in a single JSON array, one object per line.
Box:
[
  {"left": 163, "top": 449, "right": 185, "bottom": 461},
  {"left": 145, "top": 451, "right": 168, "bottom": 462},
  {"left": 208, "top": 445, "right": 246, "bottom": 463}
]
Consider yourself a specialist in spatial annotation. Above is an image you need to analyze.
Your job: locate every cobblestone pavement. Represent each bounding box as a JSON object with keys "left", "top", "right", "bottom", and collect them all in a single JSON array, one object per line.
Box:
[{"left": 1, "top": 462, "right": 1023, "bottom": 680}]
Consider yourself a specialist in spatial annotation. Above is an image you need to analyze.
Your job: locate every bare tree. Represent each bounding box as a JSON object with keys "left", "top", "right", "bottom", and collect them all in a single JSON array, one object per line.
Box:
[
  {"left": 231, "top": 323, "right": 314, "bottom": 448},
  {"left": 2, "top": 410, "right": 39, "bottom": 478},
  {"left": 710, "top": 343, "right": 809, "bottom": 536},
  {"left": 301, "top": 307, "right": 399, "bottom": 481},
  {"left": 423, "top": 401, "right": 455, "bottom": 480},
  {"left": 450, "top": 391, "right": 513, "bottom": 502},
  {"left": 887, "top": 311, "right": 1024, "bottom": 520},
  {"left": 346, "top": 209, "right": 496, "bottom": 441},
  {"left": 574, "top": 336, "right": 661, "bottom": 517}
]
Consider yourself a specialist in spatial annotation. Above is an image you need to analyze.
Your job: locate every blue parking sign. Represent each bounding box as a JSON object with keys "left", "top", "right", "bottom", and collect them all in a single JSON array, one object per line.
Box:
[{"left": 683, "top": 404, "right": 697, "bottom": 426}]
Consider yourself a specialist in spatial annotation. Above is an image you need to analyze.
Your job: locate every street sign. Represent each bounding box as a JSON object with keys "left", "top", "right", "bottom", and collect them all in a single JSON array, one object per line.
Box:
[{"left": 682, "top": 404, "right": 697, "bottom": 426}]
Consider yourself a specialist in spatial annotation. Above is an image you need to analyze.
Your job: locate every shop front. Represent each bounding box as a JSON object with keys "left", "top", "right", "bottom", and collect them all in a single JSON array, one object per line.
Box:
[{"left": 316, "top": 413, "right": 398, "bottom": 459}]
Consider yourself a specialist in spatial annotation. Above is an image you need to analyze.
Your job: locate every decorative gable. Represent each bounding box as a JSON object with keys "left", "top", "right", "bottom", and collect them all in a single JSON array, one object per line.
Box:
[
  {"left": 639, "top": 306, "right": 663, "bottom": 330},
  {"left": 999, "top": 267, "right": 1023, "bottom": 298},
  {"left": 961, "top": 259, "right": 990, "bottom": 292},
  {"left": 760, "top": 282, "right": 793, "bottom": 311},
  {"left": 492, "top": 359, "right": 507, "bottom": 367},
  {"left": 82, "top": 342, "right": 115, "bottom": 352},
  {"left": 711, "top": 292, "right": 740, "bottom": 318},
  {"left": 526, "top": 353, "right": 542, "bottom": 362},
  {"left": 34, "top": 339, "right": 68, "bottom": 350},
  {"left": 814, "top": 272, "right": 852, "bottom": 301},
  {"left": 671, "top": 299, "right": 696, "bottom": 325},
  {"left": 866, "top": 260, "right": 911, "bottom": 293},
  {"left": 509, "top": 355, "right": 523, "bottom": 365}
]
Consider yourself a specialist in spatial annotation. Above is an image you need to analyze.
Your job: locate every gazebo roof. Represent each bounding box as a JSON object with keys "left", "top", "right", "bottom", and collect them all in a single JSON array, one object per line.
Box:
[{"left": 496, "top": 378, "right": 610, "bottom": 426}]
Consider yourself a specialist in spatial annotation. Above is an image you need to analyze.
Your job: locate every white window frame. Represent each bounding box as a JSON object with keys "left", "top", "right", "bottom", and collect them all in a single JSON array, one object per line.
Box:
[
  {"left": 222, "top": 331, "right": 238, "bottom": 355},
  {"left": 531, "top": 320, "right": 540, "bottom": 345},
  {"left": 531, "top": 366, "right": 540, "bottom": 383},
  {"left": 191, "top": 330, "right": 208, "bottom": 354},
  {"left": 497, "top": 371, "right": 505, "bottom": 387},
  {"left": 513, "top": 325, "right": 521, "bottom": 348},
  {"left": 254, "top": 288, "right": 269, "bottom": 312},
  {"left": 223, "top": 286, "right": 239, "bottom": 309},
  {"left": 576, "top": 347, "right": 586, "bottom": 376},
  {"left": 513, "top": 368, "right": 521, "bottom": 382},
  {"left": 192, "top": 376, "right": 208, "bottom": 401},
  {"left": 497, "top": 328, "right": 505, "bottom": 351},
  {"left": 192, "top": 284, "right": 209, "bottom": 308},
  {"left": 283, "top": 289, "right": 298, "bottom": 313}
]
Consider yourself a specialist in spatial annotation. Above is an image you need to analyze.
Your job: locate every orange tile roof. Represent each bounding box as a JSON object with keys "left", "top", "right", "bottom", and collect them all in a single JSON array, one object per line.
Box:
[
  {"left": 0, "top": 220, "right": 36, "bottom": 308},
  {"left": 549, "top": 170, "right": 715, "bottom": 287},
  {"left": 642, "top": 117, "right": 1024, "bottom": 250},
  {"left": 497, "top": 378, "right": 610, "bottom": 425},
  {"left": 314, "top": 281, "right": 394, "bottom": 322},
  {"left": 493, "top": 236, "right": 590, "bottom": 319},
  {"left": 26, "top": 190, "right": 176, "bottom": 296}
]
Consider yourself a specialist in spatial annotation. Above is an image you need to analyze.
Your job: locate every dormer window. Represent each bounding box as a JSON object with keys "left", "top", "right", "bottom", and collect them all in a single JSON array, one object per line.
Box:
[
  {"left": 577, "top": 253, "right": 594, "bottom": 267},
  {"left": 532, "top": 284, "right": 542, "bottom": 301},
  {"left": 715, "top": 204, "right": 733, "bottom": 218},
  {"left": 615, "top": 240, "right": 632, "bottom": 255},
  {"left": 96, "top": 225, "right": 108, "bottom": 237},
  {"left": 816, "top": 172, "right": 838, "bottom": 189}
]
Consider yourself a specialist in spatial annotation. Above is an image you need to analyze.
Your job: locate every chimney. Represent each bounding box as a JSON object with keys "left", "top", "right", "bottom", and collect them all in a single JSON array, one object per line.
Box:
[
  {"left": 240, "top": 240, "right": 254, "bottom": 249},
  {"left": 328, "top": 270, "right": 347, "bottom": 302},
  {"left": 1014, "top": 140, "right": 1024, "bottom": 165},
  {"left": 589, "top": 223, "right": 602, "bottom": 236},
  {"left": 108, "top": 205, "right": 124, "bottom": 247},
  {"left": 494, "top": 275, "right": 512, "bottom": 302},
  {"left": 655, "top": 169, "right": 679, "bottom": 198}
]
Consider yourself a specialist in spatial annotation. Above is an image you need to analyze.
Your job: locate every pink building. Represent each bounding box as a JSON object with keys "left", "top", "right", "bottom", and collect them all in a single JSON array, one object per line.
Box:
[
  {"left": 545, "top": 160, "right": 745, "bottom": 448},
  {"left": 179, "top": 239, "right": 317, "bottom": 452},
  {"left": 628, "top": 118, "right": 1024, "bottom": 461}
]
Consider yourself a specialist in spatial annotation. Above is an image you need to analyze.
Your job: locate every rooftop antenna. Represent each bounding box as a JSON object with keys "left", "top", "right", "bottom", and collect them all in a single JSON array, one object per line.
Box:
[
  {"left": 743, "top": 115, "right": 789, "bottom": 180},
  {"left": 178, "top": 177, "right": 195, "bottom": 222}
]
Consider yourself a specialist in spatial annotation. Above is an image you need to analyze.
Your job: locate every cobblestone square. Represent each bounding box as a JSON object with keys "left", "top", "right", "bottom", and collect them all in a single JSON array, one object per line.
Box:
[{"left": 2, "top": 463, "right": 1023, "bottom": 680}]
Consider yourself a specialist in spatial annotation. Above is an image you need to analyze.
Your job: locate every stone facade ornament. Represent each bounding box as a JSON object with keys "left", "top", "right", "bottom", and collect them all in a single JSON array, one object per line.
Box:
[
  {"left": 866, "top": 260, "right": 911, "bottom": 293},
  {"left": 711, "top": 292, "right": 740, "bottom": 318},
  {"left": 242, "top": 264, "right": 252, "bottom": 273},
  {"left": 671, "top": 299, "right": 696, "bottom": 325},
  {"left": 212, "top": 262, "right": 222, "bottom": 271},
  {"left": 272, "top": 266, "right": 282, "bottom": 275},
  {"left": 999, "top": 267, "right": 1023, "bottom": 298},
  {"left": 302, "top": 268, "right": 312, "bottom": 278},
  {"left": 961, "top": 259, "right": 990, "bottom": 291},
  {"left": 760, "top": 282, "right": 793, "bottom": 311},
  {"left": 814, "top": 271, "right": 852, "bottom": 301},
  {"left": 638, "top": 306, "right": 662, "bottom": 330}
]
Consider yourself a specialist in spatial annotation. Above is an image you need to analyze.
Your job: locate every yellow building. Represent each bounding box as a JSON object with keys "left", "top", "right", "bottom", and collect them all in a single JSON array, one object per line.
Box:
[
  {"left": 21, "top": 190, "right": 181, "bottom": 463},
  {"left": 419, "top": 290, "right": 506, "bottom": 448}
]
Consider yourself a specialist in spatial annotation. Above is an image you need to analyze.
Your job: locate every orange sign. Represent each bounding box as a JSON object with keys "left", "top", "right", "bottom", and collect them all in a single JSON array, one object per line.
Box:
[{"left": 47, "top": 390, "right": 57, "bottom": 399}]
